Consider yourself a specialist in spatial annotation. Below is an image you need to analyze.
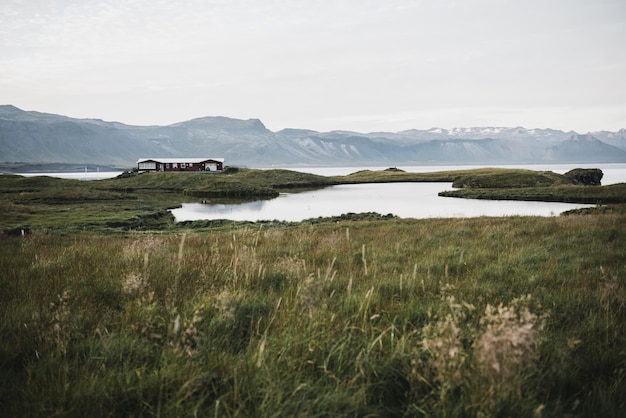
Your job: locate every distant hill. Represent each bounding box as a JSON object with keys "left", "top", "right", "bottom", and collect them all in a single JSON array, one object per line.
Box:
[{"left": 1, "top": 105, "right": 625, "bottom": 170}]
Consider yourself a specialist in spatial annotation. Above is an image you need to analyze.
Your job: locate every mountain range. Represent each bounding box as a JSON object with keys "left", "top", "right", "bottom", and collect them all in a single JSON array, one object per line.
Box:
[{"left": 1, "top": 105, "right": 625, "bottom": 170}]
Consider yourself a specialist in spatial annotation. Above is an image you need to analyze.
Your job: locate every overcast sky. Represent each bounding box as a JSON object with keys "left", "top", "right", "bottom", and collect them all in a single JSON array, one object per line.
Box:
[{"left": 1, "top": 0, "right": 625, "bottom": 133}]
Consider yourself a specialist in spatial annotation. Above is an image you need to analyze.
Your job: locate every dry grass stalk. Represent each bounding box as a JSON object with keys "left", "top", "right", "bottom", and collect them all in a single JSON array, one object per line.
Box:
[
  {"left": 421, "top": 295, "right": 472, "bottom": 386},
  {"left": 170, "top": 305, "right": 203, "bottom": 357},
  {"left": 274, "top": 256, "right": 306, "bottom": 279},
  {"left": 475, "top": 295, "right": 546, "bottom": 384},
  {"left": 122, "top": 236, "right": 165, "bottom": 260},
  {"left": 122, "top": 272, "right": 143, "bottom": 295},
  {"left": 47, "top": 289, "right": 72, "bottom": 355}
]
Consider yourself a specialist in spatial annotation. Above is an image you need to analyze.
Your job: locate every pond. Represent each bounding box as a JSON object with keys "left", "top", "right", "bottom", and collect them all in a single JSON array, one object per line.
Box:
[{"left": 171, "top": 182, "right": 596, "bottom": 222}]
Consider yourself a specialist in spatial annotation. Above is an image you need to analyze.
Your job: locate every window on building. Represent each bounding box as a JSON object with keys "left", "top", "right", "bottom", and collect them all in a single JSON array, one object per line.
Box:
[{"left": 139, "top": 162, "right": 156, "bottom": 170}]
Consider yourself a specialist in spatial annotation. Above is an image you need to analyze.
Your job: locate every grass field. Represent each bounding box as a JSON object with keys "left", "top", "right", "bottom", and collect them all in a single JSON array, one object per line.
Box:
[
  {"left": 1, "top": 167, "right": 625, "bottom": 416},
  {"left": 1, "top": 214, "right": 625, "bottom": 416}
]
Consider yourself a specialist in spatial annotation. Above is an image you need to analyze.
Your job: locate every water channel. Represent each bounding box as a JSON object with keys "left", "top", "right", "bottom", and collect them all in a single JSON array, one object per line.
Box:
[
  {"left": 12, "top": 163, "right": 625, "bottom": 222},
  {"left": 171, "top": 182, "right": 599, "bottom": 222}
]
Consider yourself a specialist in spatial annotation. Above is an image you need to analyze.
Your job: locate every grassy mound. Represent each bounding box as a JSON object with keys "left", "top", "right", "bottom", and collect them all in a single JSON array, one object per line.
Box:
[
  {"left": 440, "top": 183, "right": 626, "bottom": 204},
  {"left": 333, "top": 168, "right": 457, "bottom": 183},
  {"left": 99, "top": 168, "right": 335, "bottom": 194},
  {"left": 449, "top": 168, "right": 574, "bottom": 188}
]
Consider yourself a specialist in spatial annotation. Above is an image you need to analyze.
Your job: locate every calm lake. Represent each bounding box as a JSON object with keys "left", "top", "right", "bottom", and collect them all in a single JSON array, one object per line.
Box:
[
  {"left": 171, "top": 183, "right": 597, "bottom": 222},
  {"left": 171, "top": 163, "right": 626, "bottom": 222},
  {"left": 12, "top": 163, "right": 625, "bottom": 222}
]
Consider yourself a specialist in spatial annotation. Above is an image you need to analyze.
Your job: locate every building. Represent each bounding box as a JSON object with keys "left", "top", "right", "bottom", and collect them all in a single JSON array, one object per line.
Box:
[{"left": 136, "top": 158, "right": 224, "bottom": 173}]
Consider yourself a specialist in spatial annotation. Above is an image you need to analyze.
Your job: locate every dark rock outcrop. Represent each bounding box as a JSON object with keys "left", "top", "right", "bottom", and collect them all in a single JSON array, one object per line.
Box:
[{"left": 564, "top": 168, "right": 603, "bottom": 186}]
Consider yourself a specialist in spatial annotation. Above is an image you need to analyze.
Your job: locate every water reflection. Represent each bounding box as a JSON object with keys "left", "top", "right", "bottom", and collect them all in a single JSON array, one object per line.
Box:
[
  {"left": 171, "top": 183, "right": 595, "bottom": 222},
  {"left": 196, "top": 199, "right": 270, "bottom": 216}
]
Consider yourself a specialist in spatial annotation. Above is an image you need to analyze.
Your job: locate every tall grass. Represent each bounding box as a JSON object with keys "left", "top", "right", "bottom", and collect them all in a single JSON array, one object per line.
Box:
[{"left": 1, "top": 214, "right": 624, "bottom": 416}]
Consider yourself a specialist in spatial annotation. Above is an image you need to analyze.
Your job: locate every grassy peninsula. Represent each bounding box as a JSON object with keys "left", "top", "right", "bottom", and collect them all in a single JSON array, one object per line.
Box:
[
  {"left": 436, "top": 168, "right": 626, "bottom": 206},
  {"left": 1, "top": 167, "right": 625, "bottom": 417}
]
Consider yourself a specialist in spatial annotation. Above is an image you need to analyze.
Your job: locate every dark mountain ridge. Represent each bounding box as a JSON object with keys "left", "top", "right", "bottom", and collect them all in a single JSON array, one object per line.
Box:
[{"left": 1, "top": 105, "right": 625, "bottom": 169}]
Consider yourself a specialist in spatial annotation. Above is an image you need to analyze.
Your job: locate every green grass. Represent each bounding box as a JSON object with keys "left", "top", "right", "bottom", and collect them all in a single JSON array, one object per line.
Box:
[
  {"left": 331, "top": 167, "right": 573, "bottom": 186},
  {"left": 332, "top": 167, "right": 460, "bottom": 183},
  {"left": 418, "top": 167, "right": 626, "bottom": 206},
  {"left": 98, "top": 168, "right": 335, "bottom": 195},
  {"left": 1, "top": 215, "right": 624, "bottom": 416},
  {"left": 0, "top": 169, "right": 336, "bottom": 234},
  {"left": 0, "top": 174, "right": 176, "bottom": 232},
  {"left": 440, "top": 182, "right": 626, "bottom": 204},
  {"left": 448, "top": 168, "right": 574, "bottom": 188}
]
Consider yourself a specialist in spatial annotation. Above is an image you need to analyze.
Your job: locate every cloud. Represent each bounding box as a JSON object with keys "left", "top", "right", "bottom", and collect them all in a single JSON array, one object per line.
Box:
[{"left": 1, "top": 0, "right": 625, "bottom": 132}]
